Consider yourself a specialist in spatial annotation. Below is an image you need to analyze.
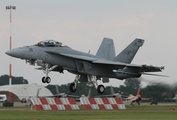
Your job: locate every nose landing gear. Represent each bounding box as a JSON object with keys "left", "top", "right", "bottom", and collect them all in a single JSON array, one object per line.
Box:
[
  {"left": 42, "top": 76, "right": 51, "bottom": 83},
  {"left": 41, "top": 63, "right": 58, "bottom": 83}
]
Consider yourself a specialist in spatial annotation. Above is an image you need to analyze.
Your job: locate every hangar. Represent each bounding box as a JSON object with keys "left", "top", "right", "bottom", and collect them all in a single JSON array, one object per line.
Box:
[{"left": 0, "top": 84, "right": 53, "bottom": 102}]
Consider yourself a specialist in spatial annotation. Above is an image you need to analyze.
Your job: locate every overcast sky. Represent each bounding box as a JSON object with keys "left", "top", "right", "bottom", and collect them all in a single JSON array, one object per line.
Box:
[{"left": 0, "top": 0, "right": 177, "bottom": 88}]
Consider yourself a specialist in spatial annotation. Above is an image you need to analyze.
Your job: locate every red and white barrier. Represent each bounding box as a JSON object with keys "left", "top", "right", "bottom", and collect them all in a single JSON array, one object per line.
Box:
[
  {"left": 30, "top": 98, "right": 79, "bottom": 111},
  {"left": 80, "top": 97, "right": 126, "bottom": 110}
]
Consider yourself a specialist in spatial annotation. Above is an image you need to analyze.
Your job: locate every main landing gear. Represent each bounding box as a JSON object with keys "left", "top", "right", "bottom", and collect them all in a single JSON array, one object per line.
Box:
[
  {"left": 97, "top": 84, "right": 105, "bottom": 94},
  {"left": 70, "top": 75, "right": 105, "bottom": 94},
  {"left": 70, "top": 83, "right": 76, "bottom": 92}
]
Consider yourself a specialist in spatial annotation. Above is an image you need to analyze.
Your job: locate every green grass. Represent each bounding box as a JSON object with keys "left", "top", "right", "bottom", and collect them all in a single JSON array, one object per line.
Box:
[{"left": 0, "top": 106, "right": 177, "bottom": 120}]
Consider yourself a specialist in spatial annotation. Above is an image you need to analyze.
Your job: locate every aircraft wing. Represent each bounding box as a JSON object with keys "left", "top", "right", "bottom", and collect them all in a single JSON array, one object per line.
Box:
[
  {"left": 125, "top": 98, "right": 137, "bottom": 102},
  {"left": 125, "top": 65, "right": 164, "bottom": 73},
  {"left": 95, "top": 94, "right": 121, "bottom": 98},
  {"left": 46, "top": 50, "right": 164, "bottom": 73},
  {"left": 47, "top": 95, "right": 62, "bottom": 98},
  {"left": 93, "top": 59, "right": 163, "bottom": 72},
  {"left": 125, "top": 95, "right": 137, "bottom": 101},
  {"left": 141, "top": 98, "right": 152, "bottom": 100},
  {"left": 67, "top": 95, "right": 80, "bottom": 98},
  {"left": 92, "top": 59, "right": 127, "bottom": 66},
  {"left": 165, "top": 98, "right": 177, "bottom": 100},
  {"left": 60, "top": 53, "right": 97, "bottom": 61},
  {"left": 44, "top": 94, "right": 79, "bottom": 98},
  {"left": 46, "top": 51, "right": 97, "bottom": 61},
  {"left": 46, "top": 50, "right": 126, "bottom": 66}
]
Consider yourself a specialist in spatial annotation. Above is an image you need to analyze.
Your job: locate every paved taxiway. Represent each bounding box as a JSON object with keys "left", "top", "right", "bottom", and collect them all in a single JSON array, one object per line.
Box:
[
  {"left": 0, "top": 101, "right": 176, "bottom": 107},
  {"left": 124, "top": 102, "right": 177, "bottom": 106}
]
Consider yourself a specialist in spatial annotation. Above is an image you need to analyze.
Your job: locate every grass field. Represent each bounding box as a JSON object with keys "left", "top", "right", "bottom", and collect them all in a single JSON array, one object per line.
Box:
[{"left": 0, "top": 105, "right": 177, "bottom": 120}]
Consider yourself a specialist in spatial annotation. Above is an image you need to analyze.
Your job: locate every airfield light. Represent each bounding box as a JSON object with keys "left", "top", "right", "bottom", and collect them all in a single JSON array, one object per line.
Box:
[{"left": 6, "top": 5, "right": 16, "bottom": 102}]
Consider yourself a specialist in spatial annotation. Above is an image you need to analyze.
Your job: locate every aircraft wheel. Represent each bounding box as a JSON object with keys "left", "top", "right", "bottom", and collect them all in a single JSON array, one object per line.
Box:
[
  {"left": 70, "top": 83, "right": 77, "bottom": 92},
  {"left": 42, "top": 77, "right": 46, "bottom": 83},
  {"left": 97, "top": 84, "right": 105, "bottom": 94},
  {"left": 46, "top": 77, "right": 51, "bottom": 83}
]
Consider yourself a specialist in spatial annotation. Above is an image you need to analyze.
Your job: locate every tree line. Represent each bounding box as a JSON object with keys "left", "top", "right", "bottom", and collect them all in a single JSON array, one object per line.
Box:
[
  {"left": 0, "top": 74, "right": 176, "bottom": 102},
  {"left": 46, "top": 78, "right": 177, "bottom": 102},
  {"left": 0, "top": 74, "right": 28, "bottom": 85}
]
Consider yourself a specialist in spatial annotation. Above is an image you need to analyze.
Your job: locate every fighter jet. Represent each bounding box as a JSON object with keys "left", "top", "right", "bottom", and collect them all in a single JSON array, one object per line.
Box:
[
  {"left": 165, "top": 95, "right": 177, "bottom": 102},
  {"left": 5, "top": 38, "right": 165, "bottom": 94},
  {"left": 124, "top": 88, "right": 151, "bottom": 105},
  {"left": 33, "top": 85, "right": 79, "bottom": 98},
  {"left": 0, "top": 95, "right": 6, "bottom": 102},
  {"left": 51, "top": 85, "right": 80, "bottom": 98}
]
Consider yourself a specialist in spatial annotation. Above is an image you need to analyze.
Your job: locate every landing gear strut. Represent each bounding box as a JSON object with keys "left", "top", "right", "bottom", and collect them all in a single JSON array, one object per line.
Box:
[
  {"left": 87, "top": 75, "right": 105, "bottom": 94},
  {"left": 41, "top": 63, "right": 51, "bottom": 83},
  {"left": 70, "top": 83, "right": 77, "bottom": 92},
  {"left": 70, "top": 74, "right": 105, "bottom": 94},
  {"left": 42, "top": 63, "right": 58, "bottom": 83},
  {"left": 70, "top": 75, "right": 79, "bottom": 92}
]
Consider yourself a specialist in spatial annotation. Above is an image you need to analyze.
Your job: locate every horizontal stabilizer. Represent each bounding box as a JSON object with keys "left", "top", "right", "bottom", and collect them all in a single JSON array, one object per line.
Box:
[
  {"left": 110, "top": 86, "right": 115, "bottom": 94},
  {"left": 55, "top": 85, "right": 60, "bottom": 94},
  {"left": 142, "top": 73, "right": 169, "bottom": 77}
]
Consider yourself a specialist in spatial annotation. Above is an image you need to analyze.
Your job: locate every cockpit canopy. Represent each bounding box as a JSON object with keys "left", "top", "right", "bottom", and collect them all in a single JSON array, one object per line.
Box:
[{"left": 35, "top": 40, "right": 66, "bottom": 47}]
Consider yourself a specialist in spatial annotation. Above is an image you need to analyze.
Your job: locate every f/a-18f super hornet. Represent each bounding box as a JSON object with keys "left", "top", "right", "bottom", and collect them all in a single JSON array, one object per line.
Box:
[{"left": 6, "top": 38, "right": 165, "bottom": 94}]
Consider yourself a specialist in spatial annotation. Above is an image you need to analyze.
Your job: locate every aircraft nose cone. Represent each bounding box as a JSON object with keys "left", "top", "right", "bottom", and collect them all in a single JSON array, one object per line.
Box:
[
  {"left": 5, "top": 50, "right": 12, "bottom": 56},
  {"left": 5, "top": 48, "right": 22, "bottom": 58}
]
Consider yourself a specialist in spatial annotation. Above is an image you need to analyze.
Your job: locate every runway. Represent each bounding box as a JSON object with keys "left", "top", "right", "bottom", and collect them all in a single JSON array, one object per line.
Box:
[{"left": 124, "top": 101, "right": 177, "bottom": 106}]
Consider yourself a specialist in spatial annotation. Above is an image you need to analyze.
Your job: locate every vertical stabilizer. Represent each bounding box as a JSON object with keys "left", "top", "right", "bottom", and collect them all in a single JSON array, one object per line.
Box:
[
  {"left": 113, "top": 38, "right": 144, "bottom": 63},
  {"left": 87, "top": 89, "right": 91, "bottom": 98},
  {"left": 36, "top": 88, "right": 40, "bottom": 98},
  {"left": 55, "top": 85, "right": 60, "bottom": 94},
  {"left": 175, "top": 95, "right": 177, "bottom": 99},
  {"left": 136, "top": 88, "right": 142, "bottom": 99},
  {"left": 110, "top": 86, "right": 115, "bottom": 94},
  {"left": 96, "top": 38, "right": 116, "bottom": 60},
  {"left": 137, "top": 88, "right": 141, "bottom": 96}
]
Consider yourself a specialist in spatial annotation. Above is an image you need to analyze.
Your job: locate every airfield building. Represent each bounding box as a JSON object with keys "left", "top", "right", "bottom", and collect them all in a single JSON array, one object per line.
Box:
[{"left": 0, "top": 84, "right": 53, "bottom": 102}]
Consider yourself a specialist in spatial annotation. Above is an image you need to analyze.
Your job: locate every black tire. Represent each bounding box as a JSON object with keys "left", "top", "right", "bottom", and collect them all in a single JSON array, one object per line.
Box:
[
  {"left": 42, "top": 77, "right": 46, "bottom": 83},
  {"left": 46, "top": 77, "right": 51, "bottom": 83},
  {"left": 70, "top": 83, "right": 77, "bottom": 92},
  {"left": 97, "top": 84, "right": 105, "bottom": 94}
]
